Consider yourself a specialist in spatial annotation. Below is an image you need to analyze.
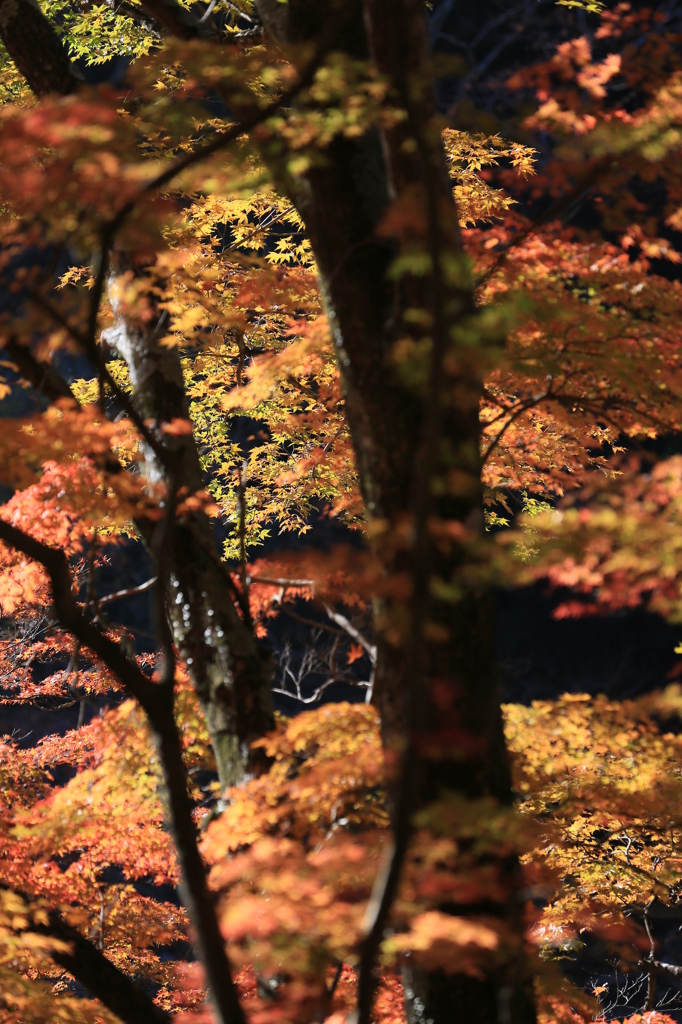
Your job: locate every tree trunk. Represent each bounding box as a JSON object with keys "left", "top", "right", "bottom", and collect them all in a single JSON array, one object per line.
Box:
[
  {"left": 0, "top": 3, "right": 274, "bottom": 788},
  {"left": 0, "top": 0, "right": 83, "bottom": 96},
  {"left": 256, "top": 1, "right": 536, "bottom": 1021},
  {"left": 102, "top": 280, "right": 274, "bottom": 786}
]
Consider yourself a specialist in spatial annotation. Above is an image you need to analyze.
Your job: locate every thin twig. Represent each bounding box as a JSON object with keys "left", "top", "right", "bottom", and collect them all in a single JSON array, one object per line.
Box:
[
  {"left": 327, "top": 961, "right": 344, "bottom": 999},
  {"left": 98, "top": 577, "right": 159, "bottom": 606},
  {"left": 278, "top": 604, "right": 347, "bottom": 639},
  {"left": 644, "top": 899, "right": 657, "bottom": 1011}
]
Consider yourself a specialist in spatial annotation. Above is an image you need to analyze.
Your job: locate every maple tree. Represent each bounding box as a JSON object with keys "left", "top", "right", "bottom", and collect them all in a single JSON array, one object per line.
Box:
[{"left": 1, "top": 2, "right": 682, "bottom": 1024}]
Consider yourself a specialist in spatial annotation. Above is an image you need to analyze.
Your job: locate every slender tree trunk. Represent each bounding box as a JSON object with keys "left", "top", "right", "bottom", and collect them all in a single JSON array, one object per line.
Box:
[
  {"left": 102, "top": 263, "right": 274, "bottom": 786},
  {"left": 0, "top": 884, "right": 171, "bottom": 1024},
  {"left": 0, "top": 5, "right": 274, "bottom": 787}
]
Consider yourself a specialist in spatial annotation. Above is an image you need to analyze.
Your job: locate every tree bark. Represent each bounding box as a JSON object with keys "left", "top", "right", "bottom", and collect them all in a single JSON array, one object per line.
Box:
[
  {"left": 0, "top": 0, "right": 83, "bottom": 96},
  {"left": 256, "top": 2, "right": 536, "bottom": 1022},
  {"left": 102, "top": 270, "right": 274, "bottom": 787}
]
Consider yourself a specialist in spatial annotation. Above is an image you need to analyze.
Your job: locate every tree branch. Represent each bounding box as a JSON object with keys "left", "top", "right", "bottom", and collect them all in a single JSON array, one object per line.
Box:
[
  {"left": 0, "top": 519, "right": 247, "bottom": 1024},
  {"left": 0, "top": 884, "right": 170, "bottom": 1024},
  {"left": 323, "top": 604, "right": 376, "bottom": 662},
  {"left": 0, "top": 519, "right": 158, "bottom": 712},
  {"left": 1, "top": 335, "right": 74, "bottom": 402},
  {"left": 481, "top": 391, "right": 550, "bottom": 464},
  {"left": 137, "top": 0, "right": 218, "bottom": 40},
  {"left": 653, "top": 960, "right": 682, "bottom": 979},
  {"left": 353, "top": 743, "right": 417, "bottom": 1024},
  {"left": 97, "top": 577, "right": 159, "bottom": 606},
  {"left": 0, "top": 0, "right": 83, "bottom": 97}
]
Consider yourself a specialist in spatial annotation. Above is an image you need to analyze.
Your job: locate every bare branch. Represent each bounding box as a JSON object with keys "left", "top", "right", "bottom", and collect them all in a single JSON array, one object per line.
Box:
[
  {"left": 278, "top": 604, "right": 348, "bottom": 639},
  {"left": 248, "top": 575, "right": 315, "bottom": 588},
  {"left": 654, "top": 961, "right": 682, "bottom": 979},
  {"left": 323, "top": 604, "right": 376, "bottom": 663},
  {"left": 97, "top": 577, "right": 159, "bottom": 606}
]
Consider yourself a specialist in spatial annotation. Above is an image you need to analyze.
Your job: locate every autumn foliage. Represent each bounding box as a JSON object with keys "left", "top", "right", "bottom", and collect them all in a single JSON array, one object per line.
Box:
[{"left": 2, "top": 2, "right": 682, "bottom": 1024}]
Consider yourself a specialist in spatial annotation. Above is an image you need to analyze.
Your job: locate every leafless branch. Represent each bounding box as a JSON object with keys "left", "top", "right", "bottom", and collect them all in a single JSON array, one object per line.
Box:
[
  {"left": 644, "top": 899, "right": 657, "bottom": 1011},
  {"left": 97, "top": 577, "right": 159, "bottom": 606},
  {"left": 323, "top": 604, "right": 376, "bottom": 663},
  {"left": 248, "top": 575, "right": 315, "bottom": 588},
  {"left": 271, "top": 634, "right": 372, "bottom": 705}
]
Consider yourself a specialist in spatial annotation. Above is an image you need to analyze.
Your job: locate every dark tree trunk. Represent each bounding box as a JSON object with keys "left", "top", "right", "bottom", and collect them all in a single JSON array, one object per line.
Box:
[
  {"left": 256, "top": 1, "right": 536, "bottom": 1021},
  {"left": 0, "top": 0, "right": 83, "bottom": 97}
]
